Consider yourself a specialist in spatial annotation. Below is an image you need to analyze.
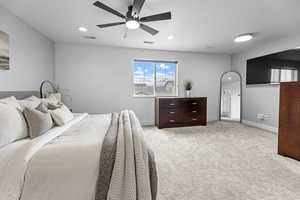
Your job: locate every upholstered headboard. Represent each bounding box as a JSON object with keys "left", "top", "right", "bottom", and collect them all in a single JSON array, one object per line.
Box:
[{"left": 0, "top": 91, "right": 40, "bottom": 99}]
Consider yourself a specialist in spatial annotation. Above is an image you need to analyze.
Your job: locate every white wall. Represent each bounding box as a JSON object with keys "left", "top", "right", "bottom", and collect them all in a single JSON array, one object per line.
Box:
[
  {"left": 55, "top": 43, "right": 231, "bottom": 124},
  {"left": 231, "top": 35, "right": 300, "bottom": 131},
  {"left": 0, "top": 5, "right": 54, "bottom": 91}
]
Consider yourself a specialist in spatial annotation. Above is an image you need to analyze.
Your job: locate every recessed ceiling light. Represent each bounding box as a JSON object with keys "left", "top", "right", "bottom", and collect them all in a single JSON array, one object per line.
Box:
[
  {"left": 78, "top": 27, "right": 88, "bottom": 32},
  {"left": 168, "top": 35, "right": 174, "bottom": 40},
  {"left": 126, "top": 20, "right": 140, "bottom": 30},
  {"left": 234, "top": 33, "right": 253, "bottom": 43},
  {"left": 228, "top": 77, "right": 232, "bottom": 80},
  {"left": 296, "top": 46, "right": 300, "bottom": 49},
  {"left": 144, "top": 41, "right": 154, "bottom": 44}
]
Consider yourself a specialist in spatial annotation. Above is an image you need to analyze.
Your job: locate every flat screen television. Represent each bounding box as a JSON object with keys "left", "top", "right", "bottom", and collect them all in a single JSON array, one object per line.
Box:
[{"left": 246, "top": 49, "right": 300, "bottom": 85}]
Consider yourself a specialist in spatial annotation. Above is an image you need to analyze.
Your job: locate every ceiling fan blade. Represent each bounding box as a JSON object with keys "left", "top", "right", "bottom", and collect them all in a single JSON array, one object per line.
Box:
[
  {"left": 132, "top": 0, "right": 145, "bottom": 17},
  {"left": 140, "top": 12, "right": 171, "bottom": 22},
  {"left": 97, "top": 22, "right": 125, "bottom": 28},
  {"left": 140, "top": 24, "right": 159, "bottom": 35},
  {"left": 93, "top": 1, "right": 126, "bottom": 19}
]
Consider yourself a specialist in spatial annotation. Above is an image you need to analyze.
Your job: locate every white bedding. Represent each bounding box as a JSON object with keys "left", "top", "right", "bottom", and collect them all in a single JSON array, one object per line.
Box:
[{"left": 0, "top": 113, "right": 111, "bottom": 200}]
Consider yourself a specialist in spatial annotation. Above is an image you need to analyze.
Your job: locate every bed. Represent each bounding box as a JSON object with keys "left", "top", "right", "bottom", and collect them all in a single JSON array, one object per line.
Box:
[{"left": 0, "top": 91, "right": 157, "bottom": 200}]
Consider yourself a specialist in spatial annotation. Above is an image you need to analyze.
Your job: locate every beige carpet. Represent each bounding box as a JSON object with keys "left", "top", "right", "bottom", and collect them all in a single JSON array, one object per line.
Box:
[{"left": 143, "top": 121, "right": 300, "bottom": 200}]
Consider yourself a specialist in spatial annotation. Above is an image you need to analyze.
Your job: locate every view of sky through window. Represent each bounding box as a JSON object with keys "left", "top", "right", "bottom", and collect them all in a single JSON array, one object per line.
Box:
[{"left": 133, "top": 60, "right": 177, "bottom": 96}]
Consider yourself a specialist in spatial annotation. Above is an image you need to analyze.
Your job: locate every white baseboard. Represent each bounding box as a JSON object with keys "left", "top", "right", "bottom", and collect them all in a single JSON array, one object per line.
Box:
[
  {"left": 141, "top": 121, "right": 155, "bottom": 126},
  {"left": 242, "top": 120, "right": 278, "bottom": 133},
  {"left": 142, "top": 119, "right": 217, "bottom": 126},
  {"left": 142, "top": 120, "right": 278, "bottom": 133}
]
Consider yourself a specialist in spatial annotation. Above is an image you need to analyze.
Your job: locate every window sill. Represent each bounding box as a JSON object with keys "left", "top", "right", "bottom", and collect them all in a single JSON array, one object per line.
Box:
[
  {"left": 133, "top": 95, "right": 156, "bottom": 98},
  {"left": 133, "top": 95, "right": 179, "bottom": 98}
]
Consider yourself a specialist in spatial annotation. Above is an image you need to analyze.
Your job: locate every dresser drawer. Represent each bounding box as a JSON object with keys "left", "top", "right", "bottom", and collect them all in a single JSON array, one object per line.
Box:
[
  {"left": 159, "top": 99, "right": 181, "bottom": 108},
  {"left": 186, "top": 98, "right": 206, "bottom": 107},
  {"left": 183, "top": 99, "right": 202, "bottom": 105},
  {"left": 183, "top": 106, "right": 202, "bottom": 113},
  {"left": 183, "top": 115, "right": 206, "bottom": 124},
  {"left": 160, "top": 114, "right": 180, "bottom": 124},
  {"left": 160, "top": 108, "right": 178, "bottom": 116}
]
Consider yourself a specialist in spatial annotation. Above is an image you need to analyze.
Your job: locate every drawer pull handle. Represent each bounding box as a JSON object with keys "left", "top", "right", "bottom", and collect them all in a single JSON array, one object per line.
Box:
[
  {"left": 169, "top": 112, "right": 175, "bottom": 114},
  {"left": 169, "top": 120, "right": 175, "bottom": 122},
  {"left": 192, "top": 110, "right": 197, "bottom": 113},
  {"left": 169, "top": 103, "right": 175, "bottom": 106},
  {"left": 192, "top": 118, "right": 197, "bottom": 121},
  {"left": 192, "top": 102, "right": 198, "bottom": 105}
]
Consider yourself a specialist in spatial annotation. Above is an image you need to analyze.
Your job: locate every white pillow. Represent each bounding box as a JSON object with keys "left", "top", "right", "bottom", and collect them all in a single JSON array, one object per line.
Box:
[
  {"left": 0, "top": 96, "right": 22, "bottom": 111},
  {"left": 50, "top": 104, "right": 73, "bottom": 126},
  {"left": 23, "top": 105, "right": 54, "bottom": 139},
  {"left": 18, "top": 96, "right": 41, "bottom": 111},
  {"left": 18, "top": 95, "right": 60, "bottom": 111},
  {"left": 0, "top": 103, "right": 28, "bottom": 148}
]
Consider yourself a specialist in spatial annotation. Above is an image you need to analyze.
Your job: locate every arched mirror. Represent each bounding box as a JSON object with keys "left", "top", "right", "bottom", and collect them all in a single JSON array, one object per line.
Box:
[{"left": 220, "top": 71, "right": 242, "bottom": 122}]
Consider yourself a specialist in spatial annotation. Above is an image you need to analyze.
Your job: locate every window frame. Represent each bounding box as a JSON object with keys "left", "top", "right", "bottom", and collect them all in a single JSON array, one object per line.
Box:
[{"left": 132, "top": 59, "right": 179, "bottom": 98}]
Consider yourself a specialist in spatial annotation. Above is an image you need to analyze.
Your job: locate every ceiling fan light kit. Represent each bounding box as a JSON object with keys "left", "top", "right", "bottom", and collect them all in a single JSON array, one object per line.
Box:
[
  {"left": 93, "top": 0, "right": 172, "bottom": 35},
  {"left": 78, "top": 27, "right": 88, "bottom": 32},
  {"left": 126, "top": 20, "right": 140, "bottom": 30}
]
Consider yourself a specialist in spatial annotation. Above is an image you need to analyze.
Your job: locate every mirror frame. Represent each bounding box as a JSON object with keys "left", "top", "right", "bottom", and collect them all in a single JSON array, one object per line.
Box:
[{"left": 219, "top": 71, "right": 242, "bottom": 122}]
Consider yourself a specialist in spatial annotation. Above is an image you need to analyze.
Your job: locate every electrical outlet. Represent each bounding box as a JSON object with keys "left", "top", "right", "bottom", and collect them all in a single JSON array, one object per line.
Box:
[
  {"left": 257, "top": 114, "right": 265, "bottom": 120},
  {"left": 264, "top": 115, "right": 269, "bottom": 119}
]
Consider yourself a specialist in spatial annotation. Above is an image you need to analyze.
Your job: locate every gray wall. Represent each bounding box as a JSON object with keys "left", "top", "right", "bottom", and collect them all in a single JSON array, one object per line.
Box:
[
  {"left": 0, "top": 5, "right": 54, "bottom": 91},
  {"left": 55, "top": 43, "right": 231, "bottom": 124},
  {"left": 231, "top": 35, "right": 300, "bottom": 131}
]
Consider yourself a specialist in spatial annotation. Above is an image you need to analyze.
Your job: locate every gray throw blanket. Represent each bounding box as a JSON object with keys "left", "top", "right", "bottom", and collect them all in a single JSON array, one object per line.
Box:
[{"left": 95, "top": 110, "right": 157, "bottom": 200}]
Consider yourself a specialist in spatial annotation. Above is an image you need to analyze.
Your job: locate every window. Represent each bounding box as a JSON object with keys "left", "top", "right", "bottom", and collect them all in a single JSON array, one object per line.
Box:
[
  {"left": 280, "top": 69, "right": 298, "bottom": 82},
  {"left": 133, "top": 60, "right": 178, "bottom": 97},
  {"left": 271, "top": 68, "right": 298, "bottom": 83},
  {"left": 270, "top": 68, "right": 280, "bottom": 83}
]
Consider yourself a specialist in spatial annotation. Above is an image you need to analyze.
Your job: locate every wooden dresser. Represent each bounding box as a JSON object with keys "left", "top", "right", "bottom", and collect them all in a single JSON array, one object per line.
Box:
[
  {"left": 278, "top": 82, "right": 300, "bottom": 161},
  {"left": 155, "top": 97, "right": 207, "bottom": 129}
]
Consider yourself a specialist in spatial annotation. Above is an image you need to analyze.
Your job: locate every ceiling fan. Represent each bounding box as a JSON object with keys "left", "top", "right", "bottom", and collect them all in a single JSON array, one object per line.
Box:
[{"left": 93, "top": 0, "right": 172, "bottom": 36}]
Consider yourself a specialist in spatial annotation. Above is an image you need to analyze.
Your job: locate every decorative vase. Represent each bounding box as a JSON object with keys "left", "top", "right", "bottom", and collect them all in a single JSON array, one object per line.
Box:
[{"left": 185, "top": 90, "right": 191, "bottom": 97}]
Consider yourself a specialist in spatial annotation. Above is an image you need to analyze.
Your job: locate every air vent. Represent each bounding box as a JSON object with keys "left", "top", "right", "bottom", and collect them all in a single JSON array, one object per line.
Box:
[
  {"left": 82, "top": 36, "right": 97, "bottom": 40},
  {"left": 144, "top": 41, "right": 154, "bottom": 44},
  {"left": 204, "top": 45, "right": 215, "bottom": 49}
]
